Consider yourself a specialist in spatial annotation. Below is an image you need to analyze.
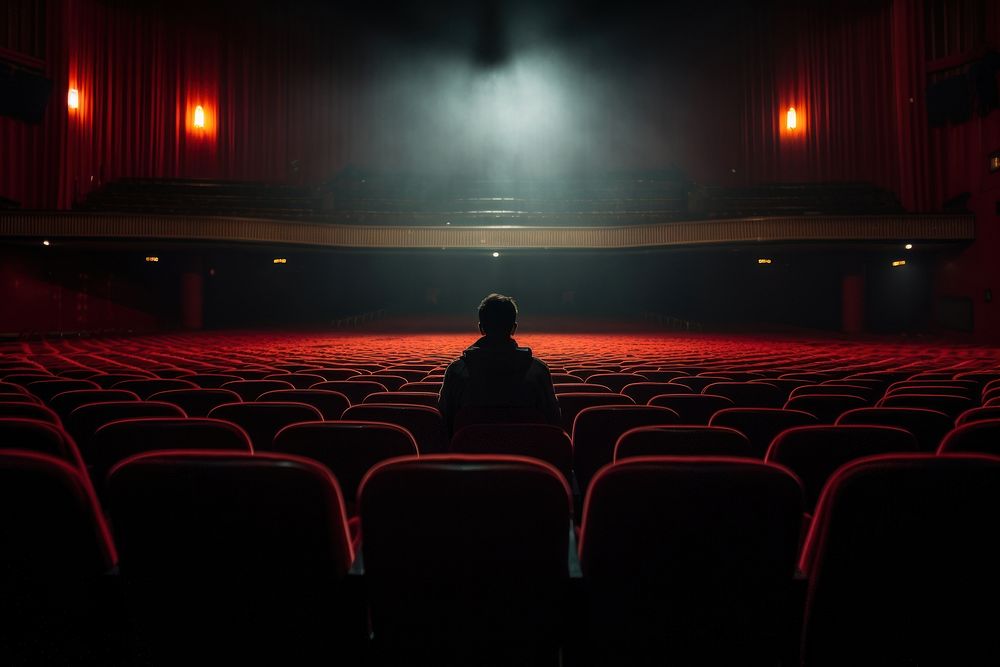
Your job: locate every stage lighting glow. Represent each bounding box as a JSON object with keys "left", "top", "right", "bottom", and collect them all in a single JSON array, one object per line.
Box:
[
  {"left": 892, "top": 260, "right": 906, "bottom": 267},
  {"left": 67, "top": 88, "right": 79, "bottom": 110},
  {"left": 42, "top": 240, "right": 50, "bottom": 246},
  {"left": 904, "top": 243, "right": 913, "bottom": 250},
  {"left": 194, "top": 105, "right": 206, "bottom": 129},
  {"left": 273, "top": 258, "right": 287, "bottom": 264},
  {"left": 786, "top": 107, "right": 797, "bottom": 130},
  {"left": 145, "top": 256, "right": 159, "bottom": 263},
  {"left": 492, "top": 251, "right": 500, "bottom": 258},
  {"left": 758, "top": 258, "right": 772, "bottom": 264}
]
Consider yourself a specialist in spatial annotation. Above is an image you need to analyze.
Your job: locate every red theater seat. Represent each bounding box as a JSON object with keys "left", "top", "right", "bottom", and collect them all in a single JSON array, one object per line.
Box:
[
  {"left": 262, "top": 372, "right": 326, "bottom": 389},
  {"left": 0, "top": 381, "right": 33, "bottom": 395},
  {"left": 399, "top": 381, "right": 442, "bottom": 393},
  {"left": 789, "top": 384, "right": 876, "bottom": 403},
  {"left": 272, "top": 420, "right": 419, "bottom": 513},
  {"left": 358, "top": 455, "right": 571, "bottom": 663},
  {"left": 343, "top": 403, "right": 447, "bottom": 454},
  {"left": 208, "top": 402, "right": 323, "bottom": 451},
  {"left": 937, "top": 419, "right": 1000, "bottom": 456},
  {"left": 183, "top": 373, "right": 244, "bottom": 388},
  {"left": 800, "top": 454, "right": 1000, "bottom": 665},
  {"left": 106, "top": 451, "right": 356, "bottom": 664},
  {"left": 0, "top": 450, "right": 117, "bottom": 664},
  {"left": 90, "top": 373, "right": 156, "bottom": 388},
  {"left": 837, "top": 407, "right": 953, "bottom": 452},
  {"left": 671, "top": 376, "right": 733, "bottom": 393},
  {"left": 354, "top": 374, "right": 408, "bottom": 391},
  {"left": 450, "top": 423, "right": 573, "bottom": 480},
  {"left": 68, "top": 401, "right": 186, "bottom": 460},
  {"left": 90, "top": 418, "right": 252, "bottom": 476},
  {"left": 709, "top": 407, "right": 819, "bottom": 457},
  {"left": 149, "top": 388, "right": 242, "bottom": 417},
  {"left": 586, "top": 373, "right": 649, "bottom": 392},
  {"left": 258, "top": 389, "right": 350, "bottom": 419},
  {"left": 554, "top": 383, "right": 614, "bottom": 394},
  {"left": 0, "top": 401, "right": 61, "bottom": 424},
  {"left": 579, "top": 457, "right": 802, "bottom": 665},
  {"left": 765, "top": 425, "right": 918, "bottom": 510},
  {"left": 452, "top": 406, "right": 548, "bottom": 432},
  {"left": 0, "top": 418, "right": 85, "bottom": 468},
  {"left": 556, "top": 392, "right": 634, "bottom": 433},
  {"left": 49, "top": 389, "right": 140, "bottom": 420},
  {"left": 310, "top": 368, "right": 367, "bottom": 381},
  {"left": 614, "top": 425, "right": 755, "bottom": 460},
  {"left": 621, "top": 381, "right": 693, "bottom": 403},
  {"left": 572, "top": 405, "right": 679, "bottom": 493},
  {"left": 955, "top": 406, "right": 1000, "bottom": 426},
  {"left": 26, "top": 379, "right": 101, "bottom": 404},
  {"left": 647, "top": 393, "right": 735, "bottom": 424}
]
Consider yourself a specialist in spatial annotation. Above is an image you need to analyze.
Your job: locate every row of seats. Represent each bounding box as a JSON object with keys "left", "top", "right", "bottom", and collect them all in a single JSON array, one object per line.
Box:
[
  {"left": 5, "top": 446, "right": 999, "bottom": 665},
  {"left": 4, "top": 334, "right": 1000, "bottom": 664}
]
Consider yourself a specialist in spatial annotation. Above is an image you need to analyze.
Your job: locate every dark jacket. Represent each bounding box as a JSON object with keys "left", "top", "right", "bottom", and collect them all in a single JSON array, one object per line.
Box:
[{"left": 438, "top": 336, "right": 560, "bottom": 434}]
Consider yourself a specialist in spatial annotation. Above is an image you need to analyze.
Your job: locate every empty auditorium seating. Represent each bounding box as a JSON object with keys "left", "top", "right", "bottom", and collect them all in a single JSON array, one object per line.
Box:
[
  {"left": 579, "top": 457, "right": 803, "bottom": 665},
  {"left": 937, "top": 419, "right": 1000, "bottom": 455},
  {"left": 703, "top": 381, "right": 785, "bottom": 408},
  {"left": 26, "top": 378, "right": 100, "bottom": 403},
  {"left": 765, "top": 425, "right": 919, "bottom": 509},
  {"left": 450, "top": 423, "right": 573, "bottom": 480},
  {"left": 614, "top": 425, "right": 755, "bottom": 460},
  {"left": 358, "top": 455, "right": 571, "bottom": 663},
  {"left": 272, "top": 420, "right": 419, "bottom": 512},
  {"left": 207, "top": 402, "right": 323, "bottom": 451},
  {"left": 800, "top": 454, "right": 1000, "bottom": 665},
  {"left": 106, "top": 451, "right": 357, "bottom": 664},
  {"left": 342, "top": 403, "right": 447, "bottom": 453},
  {"left": 620, "top": 381, "right": 692, "bottom": 403},
  {"left": 709, "top": 407, "right": 819, "bottom": 457},
  {"left": 572, "top": 405, "right": 679, "bottom": 492}
]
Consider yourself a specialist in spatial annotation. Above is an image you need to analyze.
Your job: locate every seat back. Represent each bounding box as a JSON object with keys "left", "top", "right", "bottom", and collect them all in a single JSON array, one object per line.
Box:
[
  {"left": 0, "top": 418, "right": 85, "bottom": 468},
  {"left": 703, "top": 382, "right": 785, "bottom": 408},
  {"left": 49, "top": 389, "right": 140, "bottom": 420},
  {"left": 937, "top": 419, "right": 1000, "bottom": 455},
  {"left": 364, "top": 391, "right": 440, "bottom": 408},
  {"left": 556, "top": 392, "right": 634, "bottom": 433},
  {"left": 450, "top": 423, "right": 573, "bottom": 480},
  {"left": 358, "top": 455, "right": 571, "bottom": 659},
  {"left": 342, "top": 403, "right": 447, "bottom": 454},
  {"left": 766, "top": 425, "right": 919, "bottom": 510},
  {"left": 221, "top": 379, "right": 295, "bottom": 401},
  {"left": 586, "top": 373, "right": 649, "bottom": 392},
  {"left": 68, "top": 401, "right": 186, "bottom": 460},
  {"left": 311, "top": 380, "right": 387, "bottom": 404},
  {"left": 621, "top": 382, "right": 692, "bottom": 403},
  {"left": 26, "top": 379, "right": 100, "bottom": 403},
  {"left": 452, "top": 405, "right": 547, "bottom": 432},
  {"left": 784, "top": 394, "right": 869, "bottom": 424},
  {"left": 257, "top": 388, "right": 350, "bottom": 419},
  {"left": 709, "top": 407, "right": 819, "bottom": 457},
  {"left": 614, "top": 425, "right": 754, "bottom": 460},
  {"left": 572, "top": 405, "right": 679, "bottom": 493},
  {"left": 0, "top": 401, "right": 61, "bottom": 424},
  {"left": 877, "top": 393, "right": 975, "bottom": 418},
  {"left": 955, "top": 406, "right": 1000, "bottom": 426},
  {"left": 579, "top": 457, "right": 802, "bottom": 664},
  {"left": 800, "top": 454, "right": 1000, "bottom": 665},
  {"left": 272, "top": 420, "right": 418, "bottom": 512},
  {"left": 112, "top": 378, "right": 199, "bottom": 399}
]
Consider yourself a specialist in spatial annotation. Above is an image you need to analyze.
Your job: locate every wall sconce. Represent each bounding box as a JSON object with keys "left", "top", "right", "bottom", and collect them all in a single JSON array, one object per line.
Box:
[
  {"left": 786, "top": 107, "right": 797, "bottom": 131},
  {"left": 67, "top": 88, "right": 79, "bottom": 110},
  {"left": 194, "top": 105, "right": 206, "bottom": 129}
]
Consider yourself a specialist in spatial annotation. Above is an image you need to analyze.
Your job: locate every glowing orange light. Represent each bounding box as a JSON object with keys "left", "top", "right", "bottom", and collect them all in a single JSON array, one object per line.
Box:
[
  {"left": 273, "top": 258, "right": 287, "bottom": 264},
  {"left": 194, "top": 105, "right": 206, "bottom": 129},
  {"left": 67, "top": 88, "right": 79, "bottom": 110},
  {"left": 145, "top": 256, "right": 159, "bottom": 263},
  {"left": 758, "top": 258, "right": 773, "bottom": 265},
  {"left": 786, "top": 107, "right": 797, "bottom": 130},
  {"left": 892, "top": 260, "right": 906, "bottom": 267}
]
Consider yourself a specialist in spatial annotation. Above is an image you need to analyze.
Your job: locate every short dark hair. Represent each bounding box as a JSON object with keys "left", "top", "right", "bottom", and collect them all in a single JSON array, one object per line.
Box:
[{"left": 478, "top": 293, "right": 518, "bottom": 336}]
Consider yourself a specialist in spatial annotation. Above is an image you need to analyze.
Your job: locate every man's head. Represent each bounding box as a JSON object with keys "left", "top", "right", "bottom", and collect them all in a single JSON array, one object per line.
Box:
[{"left": 478, "top": 293, "right": 518, "bottom": 338}]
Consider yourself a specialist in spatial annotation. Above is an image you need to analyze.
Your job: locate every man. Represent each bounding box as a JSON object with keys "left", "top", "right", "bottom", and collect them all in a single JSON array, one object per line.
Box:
[{"left": 438, "top": 294, "right": 560, "bottom": 435}]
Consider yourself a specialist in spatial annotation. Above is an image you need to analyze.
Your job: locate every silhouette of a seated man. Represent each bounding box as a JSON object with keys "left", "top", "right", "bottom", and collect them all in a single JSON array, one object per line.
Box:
[{"left": 438, "top": 294, "right": 560, "bottom": 435}]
